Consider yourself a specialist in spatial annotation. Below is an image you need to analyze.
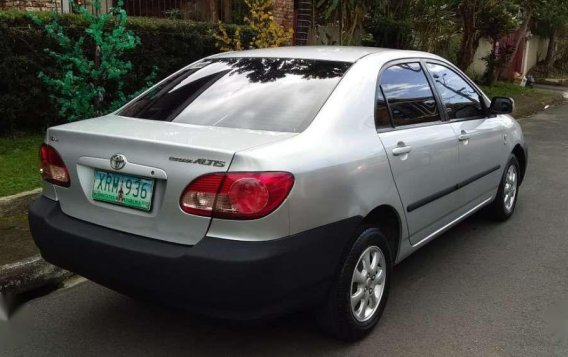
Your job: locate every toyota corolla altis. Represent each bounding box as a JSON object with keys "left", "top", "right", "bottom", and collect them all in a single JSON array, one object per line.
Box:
[{"left": 29, "top": 46, "right": 527, "bottom": 340}]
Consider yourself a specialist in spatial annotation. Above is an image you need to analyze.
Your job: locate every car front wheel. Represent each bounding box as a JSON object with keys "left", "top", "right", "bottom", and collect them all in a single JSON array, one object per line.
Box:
[
  {"left": 486, "top": 154, "right": 520, "bottom": 221},
  {"left": 316, "top": 226, "right": 391, "bottom": 341}
]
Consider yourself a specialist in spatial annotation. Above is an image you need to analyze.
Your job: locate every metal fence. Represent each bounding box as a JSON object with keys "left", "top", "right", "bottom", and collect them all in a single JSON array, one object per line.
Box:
[
  {"left": 0, "top": 0, "right": 194, "bottom": 18},
  {"left": 71, "top": 0, "right": 185, "bottom": 17},
  {"left": 48, "top": 0, "right": 311, "bottom": 45},
  {"left": 122, "top": 0, "right": 191, "bottom": 18}
]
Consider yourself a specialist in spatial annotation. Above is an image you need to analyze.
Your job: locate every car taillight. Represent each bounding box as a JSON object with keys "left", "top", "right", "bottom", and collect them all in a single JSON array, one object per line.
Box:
[
  {"left": 40, "top": 144, "right": 70, "bottom": 187},
  {"left": 180, "top": 172, "right": 294, "bottom": 220}
]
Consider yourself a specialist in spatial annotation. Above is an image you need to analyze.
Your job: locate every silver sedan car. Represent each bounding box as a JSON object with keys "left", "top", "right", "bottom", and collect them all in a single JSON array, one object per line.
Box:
[{"left": 29, "top": 46, "right": 527, "bottom": 340}]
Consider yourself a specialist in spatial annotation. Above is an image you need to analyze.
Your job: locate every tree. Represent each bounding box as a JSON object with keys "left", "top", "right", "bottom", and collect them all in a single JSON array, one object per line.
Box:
[
  {"left": 317, "top": 0, "right": 397, "bottom": 45},
  {"left": 412, "top": 0, "right": 458, "bottom": 54},
  {"left": 32, "top": 0, "right": 155, "bottom": 121},
  {"left": 456, "top": 0, "right": 531, "bottom": 74},
  {"left": 363, "top": 7, "right": 414, "bottom": 49},
  {"left": 456, "top": 0, "right": 486, "bottom": 71},
  {"left": 533, "top": 0, "right": 568, "bottom": 74},
  {"left": 478, "top": 0, "right": 520, "bottom": 84},
  {"left": 503, "top": 0, "right": 543, "bottom": 79}
]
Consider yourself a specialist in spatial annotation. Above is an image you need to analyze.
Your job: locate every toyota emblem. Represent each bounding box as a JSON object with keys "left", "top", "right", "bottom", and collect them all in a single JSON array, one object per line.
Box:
[{"left": 110, "top": 154, "right": 127, "bottom": 170}]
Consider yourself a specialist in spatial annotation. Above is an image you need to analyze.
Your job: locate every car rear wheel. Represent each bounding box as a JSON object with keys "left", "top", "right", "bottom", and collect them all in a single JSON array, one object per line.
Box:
[
  {"left": 485, "top": 154, "right": 520, "bottom": 221},
  {"left": 316, "top": 226, "right": 391, "bottom": 341}
]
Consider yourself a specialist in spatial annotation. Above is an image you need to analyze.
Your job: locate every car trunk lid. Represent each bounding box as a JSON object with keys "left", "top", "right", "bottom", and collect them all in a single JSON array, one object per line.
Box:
[{"left": 45, "top": 115, "right": 296, "bottom": 245}]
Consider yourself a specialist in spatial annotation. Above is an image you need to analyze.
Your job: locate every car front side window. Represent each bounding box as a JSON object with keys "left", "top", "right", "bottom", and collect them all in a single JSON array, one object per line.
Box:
[{"left": 426, "top": 63, "right": 486, "bottom": 120}]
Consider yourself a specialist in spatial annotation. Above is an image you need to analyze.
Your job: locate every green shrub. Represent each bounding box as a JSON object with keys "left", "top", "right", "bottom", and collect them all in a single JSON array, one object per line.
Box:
[
  {"left": 213, "top": 0, "right": 293, "bottom": 51},
  {"left": 362, "top": 14, "right": 414, "bottom": 50},
  {"left": 0, "top": 10, "right": 251, "bottom": 135},
  {"left": 0, "top": 11, "right": 58, "bottom": 135}
]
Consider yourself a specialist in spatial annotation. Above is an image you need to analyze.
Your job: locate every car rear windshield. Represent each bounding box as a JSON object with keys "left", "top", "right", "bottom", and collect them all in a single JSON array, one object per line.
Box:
[{"left": 118, "top": 58, "right": 352, "bottom": 133}]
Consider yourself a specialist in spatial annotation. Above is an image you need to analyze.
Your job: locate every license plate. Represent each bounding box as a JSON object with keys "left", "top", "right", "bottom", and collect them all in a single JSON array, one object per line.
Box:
[{"left": 92, "top": 170, "right": 155, "bottom": 211}]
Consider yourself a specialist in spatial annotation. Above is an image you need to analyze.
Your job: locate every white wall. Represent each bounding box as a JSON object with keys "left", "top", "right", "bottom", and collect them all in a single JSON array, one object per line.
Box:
[
  {"left": 469, "top": 35, "right": 550, "bottom": 77},
  {"left": 523, "top": 35, "right": 549, "bottom": 74}
]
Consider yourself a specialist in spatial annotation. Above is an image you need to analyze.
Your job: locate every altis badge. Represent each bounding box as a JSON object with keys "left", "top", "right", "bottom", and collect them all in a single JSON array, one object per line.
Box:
[{"left": 169, "top": 156, "right": 226, "bottom": 167}]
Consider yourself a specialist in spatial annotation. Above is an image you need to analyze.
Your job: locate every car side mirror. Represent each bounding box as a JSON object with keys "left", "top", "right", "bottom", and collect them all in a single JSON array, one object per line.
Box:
[{"left": 490, "top": 97, "right": 514, "bottom": 115}]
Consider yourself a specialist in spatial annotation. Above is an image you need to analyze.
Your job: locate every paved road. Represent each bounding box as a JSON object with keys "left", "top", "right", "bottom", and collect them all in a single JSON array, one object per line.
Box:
[
  {"left": 534, "top": 84, "right": 568, "bottom": 99},
  {"left": 2, "top": 104, "right": 568, "bottom": 356}
]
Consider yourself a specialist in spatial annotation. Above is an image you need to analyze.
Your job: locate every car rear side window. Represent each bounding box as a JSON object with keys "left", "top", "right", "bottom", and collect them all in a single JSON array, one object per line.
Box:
[
  {"left": 426, "top": 63, "right": 486, "bottom": 120},
  {"left": 118, "top": 58, "right": 352, "bottom": 133},
  {"left": 379, "top": 62, "right": 440, "bottom": 127},
  {"left": 375, "top": 86, "right": 392, "bottom": 129}
]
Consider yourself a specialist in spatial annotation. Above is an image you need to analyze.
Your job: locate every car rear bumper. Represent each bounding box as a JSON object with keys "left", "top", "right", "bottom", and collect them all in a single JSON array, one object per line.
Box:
[{"left": 29, "top": 196, "right": 361, "bottom": 320}]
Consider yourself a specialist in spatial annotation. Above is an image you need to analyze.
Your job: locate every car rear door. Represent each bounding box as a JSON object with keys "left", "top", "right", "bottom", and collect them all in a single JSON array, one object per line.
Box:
[
  {"left": 424, "top": 61, "right": 506, "bottom": 209},
  {"left": 376, "top": 61, "right": 461, "bottom": 244}
]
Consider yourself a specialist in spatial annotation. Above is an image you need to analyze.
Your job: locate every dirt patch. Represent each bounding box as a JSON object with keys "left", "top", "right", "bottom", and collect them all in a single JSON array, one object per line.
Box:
[{"left": 514, "top": 91, "right": 566, "bottom": 118}]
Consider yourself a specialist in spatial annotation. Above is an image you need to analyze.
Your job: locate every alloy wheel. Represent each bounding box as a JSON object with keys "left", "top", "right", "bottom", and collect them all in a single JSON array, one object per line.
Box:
[
  {"left": 350, "top": 246, "right": 386, "bottom": 322},
  {"left": 504, "top": 164, "right": 518, "bottom": 212}
]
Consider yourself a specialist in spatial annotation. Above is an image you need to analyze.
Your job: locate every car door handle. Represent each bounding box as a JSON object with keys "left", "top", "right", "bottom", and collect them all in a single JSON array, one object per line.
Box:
[
  {"left": 458, "top": 131, "right": 471, "bottom": 141},
  {"left": 392, "top": 145, "right": 412, "bottom": 156}
]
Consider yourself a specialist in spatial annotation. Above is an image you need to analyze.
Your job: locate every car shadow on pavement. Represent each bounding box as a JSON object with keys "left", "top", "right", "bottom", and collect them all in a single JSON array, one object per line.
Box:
[
  {"left": 5, "top": 212, "right": 507, "bottom": 356},
  {"left": 57, "top": 214, "right": 499, "bottom": 354}
]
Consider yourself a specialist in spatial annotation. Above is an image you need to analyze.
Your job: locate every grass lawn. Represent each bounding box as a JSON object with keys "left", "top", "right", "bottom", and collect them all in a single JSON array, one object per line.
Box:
[
  {"left": 479, "top": 82, "right": 565, "bottom": 117},
  {"left": 0, "top": 135, "right": 43, "bottom": 197},
  {"left": 479, "top": 82, "right": 532, "bottom": 97}
]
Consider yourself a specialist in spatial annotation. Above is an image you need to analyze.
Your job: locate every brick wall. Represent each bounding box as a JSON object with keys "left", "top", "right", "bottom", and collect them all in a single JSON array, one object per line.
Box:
[
  {"left": 0, "top": 0, "right": 57, "bottom": 11},
  {"left": 272, "top": 0, "right": 294, "bottom": 31}
]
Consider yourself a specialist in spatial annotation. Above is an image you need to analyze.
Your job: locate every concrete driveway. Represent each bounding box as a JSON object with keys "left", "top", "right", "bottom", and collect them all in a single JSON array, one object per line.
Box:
[{"left": 2, "top": 103, "right": 568, "bottom": 356}]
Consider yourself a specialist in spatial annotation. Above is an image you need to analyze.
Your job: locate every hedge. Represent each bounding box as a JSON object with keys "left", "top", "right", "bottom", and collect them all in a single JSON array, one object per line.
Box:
[{"left": 0, "top": 10, "right": 251, "bottom": 135}]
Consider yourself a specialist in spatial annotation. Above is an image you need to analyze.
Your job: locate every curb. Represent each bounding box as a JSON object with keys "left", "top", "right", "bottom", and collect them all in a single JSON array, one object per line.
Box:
[
  {"left": 0, "top": 255, "right": 74, "bottom": 320},
  {"left": 535, "top": 79, "right": 568, "bottom": 87},
  {"left": 0, "top": 255, "right": 73, "bottom": 295},
  {"left": 0, "top": 188, "right": 41, "bottom": 217}
]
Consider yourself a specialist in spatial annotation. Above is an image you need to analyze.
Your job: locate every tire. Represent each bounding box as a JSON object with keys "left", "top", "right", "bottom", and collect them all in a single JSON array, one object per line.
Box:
[
  {"left": 316, "top": 226, "right": 392, "bottom": 341},
  {"left": 485, "top": 154, "right": 520, "bottom": 222}
]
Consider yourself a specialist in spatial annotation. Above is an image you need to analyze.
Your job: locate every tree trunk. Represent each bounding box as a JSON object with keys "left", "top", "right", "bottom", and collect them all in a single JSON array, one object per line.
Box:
[
  {"left": 483, "top": 41, "right": 498, "bottom": 85},
  {"left": 457, "top": 2, "right": 481, "bottom": 71},
  {"left": 544, "top": 30, "right": 557, "bottom": 75},
  {"left": 504, "top": 9, "right": 532, "bottom": 79}
]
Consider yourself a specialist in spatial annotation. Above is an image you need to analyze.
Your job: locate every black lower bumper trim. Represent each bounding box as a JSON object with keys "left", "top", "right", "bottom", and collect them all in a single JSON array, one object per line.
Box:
[
  {"left": 407, "top": 165, "right": 501, "bottom": 213},
  {"left": 29, "top": 197, "right": 362, "bottom": 320}
]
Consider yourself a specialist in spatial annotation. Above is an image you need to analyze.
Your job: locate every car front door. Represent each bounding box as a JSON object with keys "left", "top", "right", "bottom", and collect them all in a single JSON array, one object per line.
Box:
[
  {"left": 425, "top": 62, "right": 506, "bottom": 209},
  {"left": 376, "top": 62, "right": 461, "bottom": 245}
]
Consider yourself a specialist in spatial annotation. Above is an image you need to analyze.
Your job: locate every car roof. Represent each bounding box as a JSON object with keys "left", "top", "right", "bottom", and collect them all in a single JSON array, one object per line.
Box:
[{"left": 208, "top": 46, "right": 439, "bottom": 63}]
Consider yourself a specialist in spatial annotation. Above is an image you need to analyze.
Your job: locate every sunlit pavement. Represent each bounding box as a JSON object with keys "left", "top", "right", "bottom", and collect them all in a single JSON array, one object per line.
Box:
[{"left": 2, "top": 103, "right": 568, "bottom": 356}]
